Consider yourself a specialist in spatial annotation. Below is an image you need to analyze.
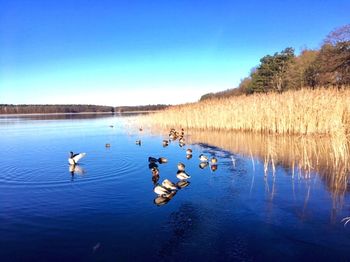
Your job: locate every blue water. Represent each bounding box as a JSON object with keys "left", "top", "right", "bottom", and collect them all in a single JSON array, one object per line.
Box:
[{"left": 0, "top": 114, "right": 350, "bottom": 261}]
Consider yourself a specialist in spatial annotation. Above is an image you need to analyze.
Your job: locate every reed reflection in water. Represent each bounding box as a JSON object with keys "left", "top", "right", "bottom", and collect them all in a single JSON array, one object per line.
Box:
[{"left": 188, "top": 131, "right": 349, "bottom": 193}]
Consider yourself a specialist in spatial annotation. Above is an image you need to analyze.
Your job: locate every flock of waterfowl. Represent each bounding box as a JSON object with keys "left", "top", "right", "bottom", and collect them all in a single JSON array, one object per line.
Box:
[
  {"left": 68, "top": 127, "right": 218, "bottom": 206},
  {"left": 141, "top": 128, "right": 218, "bottom": 206}
]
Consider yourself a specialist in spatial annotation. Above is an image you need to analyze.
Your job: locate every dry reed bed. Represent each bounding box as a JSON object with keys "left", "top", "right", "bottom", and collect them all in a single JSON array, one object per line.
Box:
[
  {"left": 137, "top": 88, "right": 350, "bottom": 200},
  {"left": 141, "top": 88, "right": 350, "bottom": 136}
]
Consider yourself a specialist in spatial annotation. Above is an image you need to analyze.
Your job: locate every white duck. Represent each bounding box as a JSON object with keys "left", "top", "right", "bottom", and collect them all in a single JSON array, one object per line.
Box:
[
  {"left": 199, "top": 154, "right": 208, "bottom": 162},
  {"left": 176, "top": 171, "right": 191, "bottom": 180},
  {"left": 154, "top": 184, "right": 171, "bottom": 196},
  {"left": 177, "top": 162, "right": 185, "bottom": 171},
  {"left": 68, "top": 151, "right": 86, "bottom": 165}
]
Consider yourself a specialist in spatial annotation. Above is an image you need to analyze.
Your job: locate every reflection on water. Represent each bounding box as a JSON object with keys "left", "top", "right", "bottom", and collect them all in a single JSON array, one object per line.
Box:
[
  {"left": 69, "top": 164, "right": 86, "bottom": 177},
  {"left": 1, "top": 115, "right": 350, "bottom": 261},
  {"left": 188, "top": 130, "right": 350, "bottom": 196}
]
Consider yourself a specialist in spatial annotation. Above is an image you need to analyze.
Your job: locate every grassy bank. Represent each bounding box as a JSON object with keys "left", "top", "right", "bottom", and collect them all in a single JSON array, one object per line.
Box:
[{"left": 140, "top": 88, "right": 350, "bottom": 136}]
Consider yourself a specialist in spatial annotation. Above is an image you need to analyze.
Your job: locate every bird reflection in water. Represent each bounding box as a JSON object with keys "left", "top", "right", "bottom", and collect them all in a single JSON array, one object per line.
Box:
[
  {"left": 211, "top": 164, "right": 218, "bottom": 172},
  {"left": 69, "top": 165, "right": 86, "bottom": 180},
  {"left": 154, "top": 191, "right": 177, "bottom": 206},
  {"left": 176, "top": 180, "right": 190, "bottom": 189}
]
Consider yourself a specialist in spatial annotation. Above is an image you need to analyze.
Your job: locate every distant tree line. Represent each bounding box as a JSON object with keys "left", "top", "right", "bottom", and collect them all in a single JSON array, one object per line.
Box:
[
  {"left": 115, "top": 104, "right": 169, "bottom": 113},
  {"left": 0, "top": 104, "right": 115, "bottom": 114},
  {"left": 0, "top": 104, "right": 169, "bottom": 114},
  {"left": 201, "top": 24, "right": 350, "bottom": 101}
]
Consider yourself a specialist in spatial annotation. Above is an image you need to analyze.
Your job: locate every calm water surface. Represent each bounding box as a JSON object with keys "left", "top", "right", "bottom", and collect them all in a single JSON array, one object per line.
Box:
[{"left": 0, "top": 114, "right": 350, "bottom": 261}]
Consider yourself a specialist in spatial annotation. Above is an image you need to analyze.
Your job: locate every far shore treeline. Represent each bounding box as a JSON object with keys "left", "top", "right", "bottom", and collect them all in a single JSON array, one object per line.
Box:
[
  {"left": 0, "top": 104, "right": 169, "bottom": 114},
  {"left": 201, "top": 24, "right": 350, "bottom": 100}
]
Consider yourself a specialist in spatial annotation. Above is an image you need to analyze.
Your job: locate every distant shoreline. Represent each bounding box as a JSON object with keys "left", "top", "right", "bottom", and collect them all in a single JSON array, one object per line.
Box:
[
  {"left": 0, "top": 111, "right": 158, "bottom": 116},
  {"left": 0, "top": 104, "right": 169, "bottom": 115},
  {"left": 0, "top": 112, "right": 114, "bottom": 117}
]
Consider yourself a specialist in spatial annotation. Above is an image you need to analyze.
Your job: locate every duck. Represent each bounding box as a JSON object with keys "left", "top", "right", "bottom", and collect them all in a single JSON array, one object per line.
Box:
[
  {"left": 148, "top": 157, "right": 158, "bottom": 163},
  {"left": 162, "top": 140, "right": 169, "bottom": 147},
  {"left": 148, "top": 162, "right": 158, "bottom": 169},
  {"left": 199, "top": 162, "right": 209, "bottom": 169},
  {"left": 186, "top": 149, "right": 192, "bottom": 155},
  {"left": 136, "top": 140, "right": 141, "bottom": 146},
  {"left": 158, "top": 157, "right": 168, "bottom": 164},
  {"left": 186, "top": 154, "right": 193, "bottom": 160},
  {"left": 199, "top": 154, "right": 208, "bottom": 162},
  {"left": 151, "top": 167, "right": 159, "bottom": 176},
  {"left": 210, "top": 157, "right": 218, "bottom": 164},
  {"left": 152, "top": 174, "right": 160, "bottom": 185},
  {"left": 176, "top": 171, "right": 191, "bottom": 180},
  {"left": 179, "top": 137, "right": 185, "bottom": 144},
  {"left": 68, "top": 152, "right": 86, "bottom": 165},
  {"left": 177, "top": 162, "right": 185, "bottom": 171},
  {"left": 154, "top": 184, "right": 171, "bottom": 196},
  {"left": 162, "top": 179, "right": 177, "bottom": 190},
  {"left": 105, "top": 143, "right": 111, "bottom": 148}
]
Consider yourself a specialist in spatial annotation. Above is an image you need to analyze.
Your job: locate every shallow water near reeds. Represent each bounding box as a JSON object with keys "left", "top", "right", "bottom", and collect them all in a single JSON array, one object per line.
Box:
[{"left": 1, "top": 114, "right": 350, "bottom": 261}]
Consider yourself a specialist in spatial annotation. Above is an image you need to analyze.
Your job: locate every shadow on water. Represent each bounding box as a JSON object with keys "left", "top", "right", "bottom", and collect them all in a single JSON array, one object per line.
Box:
[{"left": 155, "top": 203, "right": 199, "bottom": 260}]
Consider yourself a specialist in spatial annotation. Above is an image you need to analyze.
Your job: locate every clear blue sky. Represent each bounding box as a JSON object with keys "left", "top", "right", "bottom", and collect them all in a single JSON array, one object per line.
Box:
[{"left": 0, "top": 0, "right": 349, "bottom": 106}]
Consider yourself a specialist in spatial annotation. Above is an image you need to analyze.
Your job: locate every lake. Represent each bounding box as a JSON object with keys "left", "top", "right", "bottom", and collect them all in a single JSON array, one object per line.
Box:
[{"left": 0, "top": 114, "right": 350, "bottom": 261}]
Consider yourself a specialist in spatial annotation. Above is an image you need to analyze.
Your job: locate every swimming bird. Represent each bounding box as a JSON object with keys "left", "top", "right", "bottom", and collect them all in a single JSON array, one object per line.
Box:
[
  {"left": 199, "top": 154, "right": 208, "bottom": 162},
  {"left": 179, "top": 137, "right": 185, "bottom": 144},
  {"left": 186, "top": 154, "right": 193, "bottom": 160},
  {"left": 105, "top": 143, "right": 111, "bottom": 148},
  {"left": 162, "top": 179, "right": 177, "bottom": 190},
  {"left": 152, "top": 174, "right": 160, "bottom": 185},
  {"left": 154, "top": 184, "right": 171, "bottom": 196},
  {"left": 176, "top": 171, "right": 191, "bottom": 180},
  {"left": 68, "top": 152, "right": 86, "bottom": 165},
  {"left": 148, "top": 157, "right": 158, "bottom": 163},
  {"left": 210, "top": 157, "right": 218, "bottom": 164},
  {"left": 151, "top": 167, "right": 159, "bottom": 176},
  {"left": 136, "top": 140, "right": 141, "bottom": 146},
  {"left": 158, "top": 157, "right": 168, "bottom": 164},
  {"left": 148, "top": 162, "right": 158, "bottom": 169},
  {"left": 177, "top": 162, "right": 185, "bottom": 171},
  {"left": 162, "top": 140, "right": 169, "bottom": 147},
  {"left": 186, "top": 149, "right": 192, "bottom": 155},
  {"left": 199, "top": 162, "right": 209, "bottom": 169}
]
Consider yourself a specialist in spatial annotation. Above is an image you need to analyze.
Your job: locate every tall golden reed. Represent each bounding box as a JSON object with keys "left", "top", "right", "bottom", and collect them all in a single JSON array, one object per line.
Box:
[
  {"left": 140, "top": 88, "right": 350, "bottom": 136},
  {"left": 137, "top": 87, "right": 350, "bottom": 202}
]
